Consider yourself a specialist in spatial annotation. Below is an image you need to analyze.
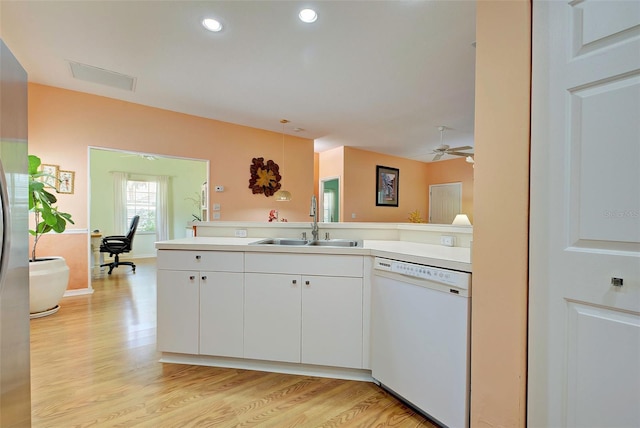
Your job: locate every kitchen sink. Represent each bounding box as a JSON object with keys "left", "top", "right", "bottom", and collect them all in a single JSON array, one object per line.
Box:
[
  {"left": 250, "top": 238, "right": 360, "bottom": 247},
  {"left": 307, "top": 239, "right": 361, "bottom": 247},
  {"left": 251, "top": 238, "right": 310, "bottom": 246}
]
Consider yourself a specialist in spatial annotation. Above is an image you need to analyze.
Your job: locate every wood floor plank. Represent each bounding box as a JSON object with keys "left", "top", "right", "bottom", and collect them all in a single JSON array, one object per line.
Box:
[{"left": 30, "top": 259, "right": 439, "bottom": 427}]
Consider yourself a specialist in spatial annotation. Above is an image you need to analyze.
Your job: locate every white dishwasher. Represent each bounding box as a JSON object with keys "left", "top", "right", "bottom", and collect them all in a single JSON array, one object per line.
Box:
[{"left": 371, "top": 257, "right": 471, "bottom": 428}]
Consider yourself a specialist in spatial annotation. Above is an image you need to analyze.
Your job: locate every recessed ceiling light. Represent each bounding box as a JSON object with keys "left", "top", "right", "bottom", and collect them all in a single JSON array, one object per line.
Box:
[
  {"left": 202, "top": 18, "right": 223, "bottom": 32},
  {"left": 299, "top": 9, "right": 318, "bottom": 23}
]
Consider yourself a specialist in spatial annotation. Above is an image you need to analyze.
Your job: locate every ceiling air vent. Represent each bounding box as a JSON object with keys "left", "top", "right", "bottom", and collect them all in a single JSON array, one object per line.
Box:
[{"left": 68, "top": 61, "right": 136, "bottom": 91}]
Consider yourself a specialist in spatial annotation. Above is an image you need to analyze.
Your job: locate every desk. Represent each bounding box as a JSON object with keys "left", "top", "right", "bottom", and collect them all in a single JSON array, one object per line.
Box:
[{"left": 90, "top": 233, "right": 104, "bottom": 278}]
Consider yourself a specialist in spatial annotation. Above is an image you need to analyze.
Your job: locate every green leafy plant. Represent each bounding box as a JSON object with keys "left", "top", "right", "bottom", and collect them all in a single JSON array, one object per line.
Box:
[{"left": 28, "top": 155, "right": 74, "bottom": 261}]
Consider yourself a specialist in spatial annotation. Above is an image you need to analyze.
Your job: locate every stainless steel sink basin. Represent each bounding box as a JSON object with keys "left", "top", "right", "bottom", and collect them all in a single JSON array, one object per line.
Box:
[
  {"left": 250, "top": 238, "right": 360, "bottom": 247},
  {"left": 251, "top": 238, "right": 310, "bottom": 246},
  {"left": 306, "top": 239, "right": 360, "bottom": 247}
]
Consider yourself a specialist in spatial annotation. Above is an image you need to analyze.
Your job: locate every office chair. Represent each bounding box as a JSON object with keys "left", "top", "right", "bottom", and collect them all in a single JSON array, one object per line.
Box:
[{"left": 100, "top": 215, "right": 140, "bottom": 275}]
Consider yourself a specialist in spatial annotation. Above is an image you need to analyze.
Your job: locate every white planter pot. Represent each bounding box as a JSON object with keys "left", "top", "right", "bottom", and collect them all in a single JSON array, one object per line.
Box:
[{"left": 29, "top": 257, "right": 70, "bottom": 319}]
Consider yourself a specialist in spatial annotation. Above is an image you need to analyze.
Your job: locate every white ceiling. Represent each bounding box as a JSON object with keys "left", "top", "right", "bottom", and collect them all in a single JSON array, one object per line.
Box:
[{"left": 0, "top": 1, "right": 476, "bottom": 162}]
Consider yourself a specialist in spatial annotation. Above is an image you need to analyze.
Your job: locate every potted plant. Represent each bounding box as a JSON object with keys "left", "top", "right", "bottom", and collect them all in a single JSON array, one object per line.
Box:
[{"left": 28, "top": 155, "right": 74, "bottom": 318}]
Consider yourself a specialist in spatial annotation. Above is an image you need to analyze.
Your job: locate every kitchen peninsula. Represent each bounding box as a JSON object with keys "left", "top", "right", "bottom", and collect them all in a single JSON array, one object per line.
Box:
[{"left": 156, "top": 221, "right": 471, "bottom": 370}]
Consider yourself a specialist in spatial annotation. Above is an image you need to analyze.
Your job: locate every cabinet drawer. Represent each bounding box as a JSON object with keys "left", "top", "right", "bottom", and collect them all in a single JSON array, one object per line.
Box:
[
  {"left": 245, "top": 253, "right": 363, "bottom": 277},
  {"left": 158, "top": 250, "right": 243, "bottom": 272}
]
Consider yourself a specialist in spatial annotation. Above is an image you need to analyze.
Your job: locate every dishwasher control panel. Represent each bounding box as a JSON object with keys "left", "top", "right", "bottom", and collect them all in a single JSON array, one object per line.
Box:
[{"left": 374, "top": 257, "right": 470, "bottom": 290}]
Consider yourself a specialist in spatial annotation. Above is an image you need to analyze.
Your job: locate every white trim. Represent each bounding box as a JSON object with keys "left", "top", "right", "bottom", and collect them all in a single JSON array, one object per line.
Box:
[
  {"left": 63, "top": 288, "right": 94, "bottom": 297},
  {"left": 87, "top": 145, "right": 208, "bottom": 163},
  {"left": 59, "top": 228, "right": 90, "bottom": 234}
]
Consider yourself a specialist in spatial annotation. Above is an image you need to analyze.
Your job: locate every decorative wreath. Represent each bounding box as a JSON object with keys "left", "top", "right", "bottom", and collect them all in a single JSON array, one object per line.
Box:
[{"left": 248, "top": 157, "right": 281, "bottom": 197}]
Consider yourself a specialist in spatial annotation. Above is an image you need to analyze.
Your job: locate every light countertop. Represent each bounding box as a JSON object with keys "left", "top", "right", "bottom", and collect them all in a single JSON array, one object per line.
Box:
[{"left": 156, "top": 237, "right": 471, "bottom": 273}]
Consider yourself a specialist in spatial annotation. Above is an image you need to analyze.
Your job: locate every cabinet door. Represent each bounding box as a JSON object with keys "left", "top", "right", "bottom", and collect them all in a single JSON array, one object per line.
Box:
[
  {"left": 302, "top": 276, "right": 363, "bottom": 368},
  {"left": 157, "top": 270, "right": 199, "bottom": 354},
  {"left": 244, "top": 273, "right": 301, "bottom": 363},
  {"left": 200, "top": 271, "right": 244, "bottom": 358}
]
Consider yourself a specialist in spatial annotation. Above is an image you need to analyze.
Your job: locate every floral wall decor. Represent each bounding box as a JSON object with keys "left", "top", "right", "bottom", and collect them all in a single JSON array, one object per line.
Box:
[{"left": 248, "top": 157, "right": 281, "bottom": 197}]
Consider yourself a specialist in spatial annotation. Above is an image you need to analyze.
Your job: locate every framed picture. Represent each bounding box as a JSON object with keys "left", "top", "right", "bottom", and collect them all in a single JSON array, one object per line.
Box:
[
  {"left": 40, "top": 164, "right": 59, "bottom": 190},
  {"left": 376, "top": 165, "right": 399, "bottom": 207},
  {"left": 58, "top": 170, "right": 75, "bottom": 194}
]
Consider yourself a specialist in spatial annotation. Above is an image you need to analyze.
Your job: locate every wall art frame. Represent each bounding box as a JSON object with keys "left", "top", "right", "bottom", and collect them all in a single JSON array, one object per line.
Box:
[
  {"left": 39, "top": 164, "right": 59, "bottom": 190},
  {"left": 58, "top": 170, "right": 75, "bottom": 194},
  {"left": 376, "top": 165, "right": 399, "bottom": 207}
]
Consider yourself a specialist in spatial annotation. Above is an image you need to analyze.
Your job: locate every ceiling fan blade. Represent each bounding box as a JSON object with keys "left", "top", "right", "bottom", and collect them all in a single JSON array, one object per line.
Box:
[
  {"left": 432, "top": 153, "right": 443, "bottom": 161},
  {"left": 447, "top": 145, "right": 473, "bottom": 152},
  {"left": 447, "top": 151, "right": 475, "bottom": 157}
]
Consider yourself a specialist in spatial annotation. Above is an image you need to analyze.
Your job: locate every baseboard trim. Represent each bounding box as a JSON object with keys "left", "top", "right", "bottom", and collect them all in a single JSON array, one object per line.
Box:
[
  {"left": 159, "top": 353, "right": 374, "bottom": 382},
  {"left": 64, "top": 288, "right": 94, "bottom": 297}
]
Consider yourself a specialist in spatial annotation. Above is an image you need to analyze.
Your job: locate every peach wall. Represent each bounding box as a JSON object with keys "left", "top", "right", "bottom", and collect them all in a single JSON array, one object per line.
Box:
[
  {"left": 425, "top": 157, "right": 475, "bottom": 223},
  {"left": 471, "top": 2, "right": 531, "bottom": 427},
  {"left": 30, "top": 234, "right": 88, "bottom": 290},
  {"left": 28, "top": 84, "right": 314, "bottom": 289},
  {"left": 343, "top": 147, "right": 429, "bottom": 223}
]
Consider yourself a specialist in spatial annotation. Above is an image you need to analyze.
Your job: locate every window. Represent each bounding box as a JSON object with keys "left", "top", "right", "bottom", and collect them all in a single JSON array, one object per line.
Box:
[{"left": 126, "top": 180, "right": 157, "bottom": 232}]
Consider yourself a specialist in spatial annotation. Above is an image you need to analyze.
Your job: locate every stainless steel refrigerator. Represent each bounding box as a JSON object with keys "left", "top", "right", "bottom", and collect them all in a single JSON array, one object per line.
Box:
[{"left": 0, "top": 39, "right": 31, "bottom": 427}]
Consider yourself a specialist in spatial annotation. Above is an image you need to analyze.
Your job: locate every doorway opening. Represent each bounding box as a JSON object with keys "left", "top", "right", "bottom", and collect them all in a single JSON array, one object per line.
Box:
[
  {"left": 88, "top": 147, "right": 208, "bottom": 283},
  {"left": 320, "top": 177, "right": 340, "bottom": 222}
]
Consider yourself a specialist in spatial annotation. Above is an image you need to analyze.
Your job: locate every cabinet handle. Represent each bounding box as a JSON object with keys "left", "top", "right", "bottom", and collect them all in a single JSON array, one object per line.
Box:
[
  {"left": 189, "top": 276, "right": 195, "bottom": 280},
  {"left": 305, "top": 280, "right": 310, "bottom": 286},
  {"left": 292, "top": 279, "right": 297, "bottom": 285},
  {"left": 195, "top": 255, "right": 201, "bottom": 260},
  {"left": 201, "top": 275, "right": 207, "bottom": 280}
]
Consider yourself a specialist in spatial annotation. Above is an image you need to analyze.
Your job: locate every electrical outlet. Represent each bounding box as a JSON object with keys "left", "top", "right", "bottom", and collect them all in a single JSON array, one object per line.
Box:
[
  {"left": 352, "top": 213, "right": 357, "bottom": 219},
  {"left": 213, "top": 212, "right": 221, "bottom": 220},
  {"left": 213, "top": 203, "right": 220, "bottom": 211},
  {"left": 440, "top": 235, "right": 455, "bottom": 247},
  {"left": 235, "top": 229, "right": 247, "bottom": 237}
]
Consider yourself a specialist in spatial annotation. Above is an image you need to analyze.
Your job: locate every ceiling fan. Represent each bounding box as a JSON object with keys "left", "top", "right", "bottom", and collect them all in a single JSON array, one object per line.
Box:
[{"left": 431, "top": 126, "right": 473, "bottom": 161}]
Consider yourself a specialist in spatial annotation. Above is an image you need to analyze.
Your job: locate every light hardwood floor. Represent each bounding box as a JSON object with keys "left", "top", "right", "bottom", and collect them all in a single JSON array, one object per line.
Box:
[{"left": 30, "top": 258, "right": 438, "bottom": 427}]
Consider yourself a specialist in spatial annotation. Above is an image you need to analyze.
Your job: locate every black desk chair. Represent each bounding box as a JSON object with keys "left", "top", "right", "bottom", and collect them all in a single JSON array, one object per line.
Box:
[{"left": 100, "top": 215, "right": 140, "bottom": 275}]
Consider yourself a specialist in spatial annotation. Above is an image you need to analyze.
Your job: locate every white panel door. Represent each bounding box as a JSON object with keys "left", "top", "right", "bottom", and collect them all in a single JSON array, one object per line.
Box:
[
  {"left": 530, "top": 2, "right": 640, "bottom": 427},
  {"left": 429, "top": 183, "right": 461, "bottom": 224}
]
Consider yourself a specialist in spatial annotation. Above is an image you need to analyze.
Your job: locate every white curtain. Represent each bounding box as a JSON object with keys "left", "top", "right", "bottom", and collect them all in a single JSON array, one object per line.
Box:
[
  {"left": 112, "top": 171, "right": 129, "bottom": 234},
  {"left": 156, "top": 175, "right": 169, "bottom": 241}
]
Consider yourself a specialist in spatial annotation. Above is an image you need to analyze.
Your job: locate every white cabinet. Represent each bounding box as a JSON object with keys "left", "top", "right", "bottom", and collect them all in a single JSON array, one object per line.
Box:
[
  {"left": 302, "top": 275, "right": 363, "bottom": 368},
  {"left": 157, "top": 269, "right": 199, "bottom": 354},
  {"left": 244, "top": 253, "right": 364, "bottom": 368},
  {"left": 157, "top": 250, "right": 244, "bottom": 357},
  {"left": 200, "top": 271, "right": 244, "bottom": 358},
  {"left": 244, "top": 273, "right": 301, "bottom": 363},
  {"left": 157, "top": 250, "right": 364, "bottom": 370}
]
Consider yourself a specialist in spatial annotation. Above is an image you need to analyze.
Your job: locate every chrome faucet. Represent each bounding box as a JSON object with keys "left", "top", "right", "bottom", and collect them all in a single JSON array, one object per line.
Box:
[{"left": 310, "top": 195, "right": 319, "bottom": 241}]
